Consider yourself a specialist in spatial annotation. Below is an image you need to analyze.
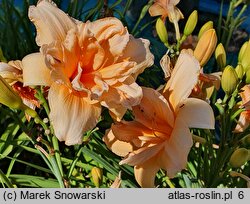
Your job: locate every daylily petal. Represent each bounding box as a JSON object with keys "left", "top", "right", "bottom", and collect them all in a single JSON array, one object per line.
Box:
[
  {"left": 101, "top": 77, "right": 143, "bottom": 117},
  {"left": 115, "top": 78, "right": 143, "bottom": 108},
  {"left": 177, "top": 98, "right": 215, "bottom": 129},
  {"left": 0, "top": 61, "right": 22, "bottom": 85},
  {"left": 149, "top": 3, "right": 167, "bottom": 18},
  {"left": 111, "top": 121, "right": 153, "bottom": 143},
  {"left": 99, "top": 61, "right": 136, "bottom": 80},
  {"left": 88, "top": 17, "right": 129, "bottom": 57},
  {"left": 120, "top": 143, "right": 164, "bottom": 166},
  {"left": 234, "top": 111, "right": 250, "bottom": 132},
  {"left": 120, "top": 37, "right": 154, "bottom": 79},
  {"left": 78, "top": 23, "right": 106, "bottom": 71},
  {"left": 134, "top": 157, "right": 161, "bottom": 188},
  {"left": 161, "top": 118, "right": 193, "bottom": 177},
  {"left": 29, "top": 0, "right": 76, "bottom": 46},
  {"left": 108, "top": 106, "right": 127, "bottom": 122},
  {"left": 240, "top": 85, "right": 250, "bottom": 108},
  {"left": 103, "top": 129, "right": 134, "bottom": 157},
  {"left": 22, "top": 53, "right": 52, "bottom": 86},
  {"left": 48, "top": 83, "right": 101, "bottom": 145},
  {"left": 133, "top": 87, "right": 174, "bottom": 130},
  {"left": 164, "top": 51, "right": 200, "bottom": 111}
]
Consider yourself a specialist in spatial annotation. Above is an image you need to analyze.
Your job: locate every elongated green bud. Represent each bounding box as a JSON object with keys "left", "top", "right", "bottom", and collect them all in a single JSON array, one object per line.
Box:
[
  {"left": 156, "top": 18, "right": 168, "bottom": 45},
  {"left": 238, "top": 41, "right": 248, "bottom": 63},
  {"left": 91, "top": 167, "right": 103, "bottom": 187},
  {"left": 240, "top": 134, "right": 250, "bottom": 148},
  {"left": 245, "top": 68, "right": 250, "bottom": 84},
  {"left": 235, "top": 64, "right": 245, "bottom": 80},
  {"left": 240, "top": 39, "right": 250, "bottom": 71},
  {"left": 184, "top": 10, "right": 198, "bottom": 36},
  {"left": 229, "top": 148, "right": 249, "bottom": 168},
  {"left": 198, "top": 21, "right": 213, "bottom": 40},
  {"left": 215, "top": 43, "right": 226, "bottom": 70},
  {"left": 221, "top": 65, "right": 238, "bottom": 95}
]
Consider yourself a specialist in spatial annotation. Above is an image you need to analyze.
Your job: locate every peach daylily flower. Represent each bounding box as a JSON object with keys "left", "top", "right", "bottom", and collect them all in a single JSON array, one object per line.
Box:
[
  {"left": 149, "top": 0, "right": 183, "bottom": 22},
  {"left": 21, "top": 0, "right": 154, "bottom": 145},
  {"left": 104, "top": 51, "right": 215, "bottom": 187},
  {"left": 149, "top": 0, "right": 183, "bottom": 40},
  {"left": 235, "top": 85, "right": 250, "bottom": 132}
]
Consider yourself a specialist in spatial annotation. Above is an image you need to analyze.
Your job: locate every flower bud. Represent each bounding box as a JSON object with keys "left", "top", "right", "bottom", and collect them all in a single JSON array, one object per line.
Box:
[
  {"left": 235, "top": 64, "right": 245, "bottom": 80},
  {"left": 0, "top": 48, "right": 7, "bottom": 62},
  {"left": 0, "top": 75, "right": 24, "bottom": 109},
  {"left": 240, "top": 40, "right": 250, "bottom": 71},
  {"left": 215, "top": 43, "right": 226, "bottom": 70},
  {"left": 229, "top": 148, "right": 249, "bottom": 168},
  {"left": 240, "top": 134, "right": 250, "bottom": 148},
  {"left": 91, "top": 167, "right": 103, "bottom": 187},
  {"left": 156, "top": 18, "right": 168, "bottom": 45},
  {"left": 221, "top": 65, "right": 238, "bottom": 95},
  {"left": 245, "top": 68, "right": 250, "bottom": 84},
  {"left": 198, "top": 21, "right": 213, "bottom": 40},
  {"left": 194, "top": 29, "right": 217, "bottom": 67},
  {"left": 184, "top": 10, "right": 198, "bottom": 36},
  {"left": 238, "top": 41, "right": 248, "bottom": 64}
]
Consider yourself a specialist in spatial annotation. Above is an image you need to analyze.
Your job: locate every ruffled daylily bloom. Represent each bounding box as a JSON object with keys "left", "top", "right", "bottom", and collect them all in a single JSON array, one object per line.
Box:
[
  {"left": 22, "top": 0, "right": 154, "bottom": 145},
  {"left": 235, "top": 85, "right": 250, "bottom": 132},
  {"left": 104, "top": 51, "right": 215, "bottom": 187}
]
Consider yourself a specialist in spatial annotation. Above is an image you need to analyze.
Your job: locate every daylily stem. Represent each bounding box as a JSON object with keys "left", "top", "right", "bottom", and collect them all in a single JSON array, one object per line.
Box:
[
  {"left": 165, "top": 177, "right": 175, "bottom": 188},
  {"left": 173, "top": 21, "right": 180, "bottom": 41},
  {"left": 35, "top": 87, "right": 64, "bottom": 185}
]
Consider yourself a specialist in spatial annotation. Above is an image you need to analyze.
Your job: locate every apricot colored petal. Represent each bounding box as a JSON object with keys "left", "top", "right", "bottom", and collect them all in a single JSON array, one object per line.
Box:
[
  {"left": 111, "top": 121, "right": 153, "bottom": 143},
  {"left": 99, "top": 61, "right": 136, "bottom": 80},
  {"left": 240, "top": 85, "right": 250, "bottom": 108},
  {"left": 0, "top": 62, "right": 22, "bottom": 85},
  {"left": 133, "top": 87, "right": 174, "bottom": 129},
  {"left": 22, "top": 53, "right": 52, "bottom": 86},
  {"left": 48, "top": 83, "right": 101, "bottom": 145},
  {"left": 178, "top": 98, "right": 215, "bottom": 129},
  {"left": 29, "top": 0, "right": 76, "bottom": 46},
  {"left": 88, "top": 17, "right": 129, "bottom": 56},
  {"left": 164, "top": 51, "right": 200, "bottom": 111},
  {"left": 108, "top": 106, "right": 127, "bottom": 122},
  {"left": 149, "top": 3, "right": 167, "bottom": 18},
  {"left": 161, "top": 118, "right": 193, "bottom": 177},
  {"left": 120, "top": 143, "right": 164, "bottom": 166},
  {"left": 134, "top": 157, "right": 160, "bottom": 187},
  {"left": 103, "top": 129, "right": 134, "bottom": 157},
  {"left": 78, "top": 23, "right": 105, "bottom": 70},
  {"left": 234, "top": 111, "right": 250, "bottom": 132},
  {"left": 62, "top": 28, "right": 81, "bottom": 78},
  {"left": 115, "top": 78, "right": 143, "bottom": 108},
  {"left": 121, "top": 37, "right": 154, "bottom": 79}
]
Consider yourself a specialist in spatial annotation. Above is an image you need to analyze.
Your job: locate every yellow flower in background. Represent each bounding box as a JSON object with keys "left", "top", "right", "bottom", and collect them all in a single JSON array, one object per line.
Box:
[
  {"left": 21, "top": 0, "right": 154, "bottom": 145},
  {"left": 104, "top": 51, "right": 215, "bottom": 187}
]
